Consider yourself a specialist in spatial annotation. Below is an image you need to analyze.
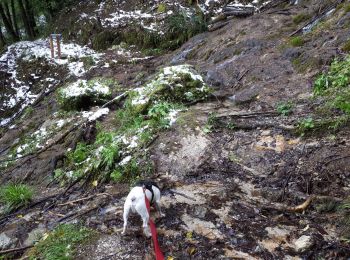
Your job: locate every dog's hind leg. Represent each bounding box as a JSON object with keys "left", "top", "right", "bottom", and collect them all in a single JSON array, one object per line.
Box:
[
  {"left": 137, "top": 207, "right": 151, "bottom": 238},
  {"left": 122, "top": 204, "right": 130, "bottom": 235}
]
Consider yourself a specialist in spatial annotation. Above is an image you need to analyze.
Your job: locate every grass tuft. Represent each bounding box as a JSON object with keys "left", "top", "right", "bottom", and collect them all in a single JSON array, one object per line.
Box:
[
  {"left": 29, "top": 224, "right": 93, "bottom": 260},
  {"left": 0, "top": 184, "right": 33, "bottom": 212}
]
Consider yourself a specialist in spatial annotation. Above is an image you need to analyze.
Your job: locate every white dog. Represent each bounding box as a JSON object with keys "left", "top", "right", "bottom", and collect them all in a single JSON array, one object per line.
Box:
[{"left": 122, "top": 181, "right": 163, "bottom": 237}]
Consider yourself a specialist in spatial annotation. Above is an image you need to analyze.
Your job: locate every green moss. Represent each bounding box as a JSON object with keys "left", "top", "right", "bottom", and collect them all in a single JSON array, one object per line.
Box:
[
  {"left": 289, "top": 36, "right": 304, "bottom": 47},
  {"left": 157, "top": 3, "right": 167, "bottom": 13},
  {"left": 293, "top": 13, "right": 311, "bottom": 25},
  {"left": 342, "top": 39, "right": 350, "bottom": 52},
  {"left": 344, "top": 3, "right": 350, "bottom": 13}
]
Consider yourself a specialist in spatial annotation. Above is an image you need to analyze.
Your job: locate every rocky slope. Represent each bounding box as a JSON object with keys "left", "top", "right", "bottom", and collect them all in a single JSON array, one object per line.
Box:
[{"left": 1, "top": 0, "right": 350, "bottom": 259}]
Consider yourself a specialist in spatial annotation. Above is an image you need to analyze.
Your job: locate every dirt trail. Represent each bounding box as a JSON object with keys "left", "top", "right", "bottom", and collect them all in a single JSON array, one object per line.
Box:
[{"left": 1, "top": 0, "right": 350, "bottom": 259}]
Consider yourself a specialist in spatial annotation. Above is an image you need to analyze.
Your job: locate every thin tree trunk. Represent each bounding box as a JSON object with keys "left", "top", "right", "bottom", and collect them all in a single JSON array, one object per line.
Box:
[
  {"left": 0, "top": 3, "right": 19, "bottom": 41},
  {"left": 17, "top": 0, "right": 33, "bottom": 39},
  {"left": 10, "top": 0, "right": 19, "bottom": 36}
]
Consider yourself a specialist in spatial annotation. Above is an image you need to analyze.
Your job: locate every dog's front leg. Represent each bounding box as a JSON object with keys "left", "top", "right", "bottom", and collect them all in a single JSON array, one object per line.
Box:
[
  {"left": 141, "top": 212, "right": 151, "bottom": 238},
  {"left": 154, "top": 201, "right": 165, "bottom": 217}
]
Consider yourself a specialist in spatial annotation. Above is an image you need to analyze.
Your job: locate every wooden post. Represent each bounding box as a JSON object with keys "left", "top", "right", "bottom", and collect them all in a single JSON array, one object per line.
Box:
[
  {"left": 49, "top": 35, "right": 54, "bottom": 58},
  {"left": 56, "top": 34, "right": 61, "bottom": 59}
]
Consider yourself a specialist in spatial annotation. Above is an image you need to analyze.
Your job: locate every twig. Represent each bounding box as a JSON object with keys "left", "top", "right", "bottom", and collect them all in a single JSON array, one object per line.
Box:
[
  {"left": 102, "top": 92, "right": 127, "bottom": 108},
  {"left": 232, "top": 69, "right": 249, "bottom": 89}
]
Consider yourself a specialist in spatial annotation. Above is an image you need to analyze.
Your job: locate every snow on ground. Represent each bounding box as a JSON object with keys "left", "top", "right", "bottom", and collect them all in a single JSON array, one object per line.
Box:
[{"left": 0, "top": 39, "right": 100, "bottom": 126}]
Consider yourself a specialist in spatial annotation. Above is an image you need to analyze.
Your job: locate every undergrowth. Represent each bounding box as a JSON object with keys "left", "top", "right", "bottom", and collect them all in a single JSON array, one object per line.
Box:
[
  {"left": 29, "top": 224, "right": 93, "bottom": 260},
  {"left": 298, "top": 55, "right": 350, "bottom": 135},
  {"left": 0, "top": 184, "right": 33, "bottom": 212}
]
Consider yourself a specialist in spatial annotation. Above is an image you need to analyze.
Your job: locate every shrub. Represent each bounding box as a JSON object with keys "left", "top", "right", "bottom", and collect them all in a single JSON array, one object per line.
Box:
[
  {"left": 92, "top": 31, "right": 120, "bottom": 51},
  {"left": 314, "top": 56, "right": 350, "bottom": 114},
  {"left": 0, "top": 184, "right": 33, "bottom": 211}
]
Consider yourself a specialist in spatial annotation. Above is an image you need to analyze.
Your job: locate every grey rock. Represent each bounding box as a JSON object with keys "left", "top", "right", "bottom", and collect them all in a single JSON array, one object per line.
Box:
[
  {"left": 24, "top": 227, "right": 47, "bottom": 246},
  {"left": 294, "top": 235, "right": 314, "bottom": 252},
  {"left": 0, "top": 233, "right": 16, "bottom": 250}
]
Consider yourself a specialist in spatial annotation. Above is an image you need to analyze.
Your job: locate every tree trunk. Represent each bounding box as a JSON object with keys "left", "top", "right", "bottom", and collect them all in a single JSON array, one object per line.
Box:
[
  {"left": 0, "top": 26, "right": 6, "bottom": 47},
  {"left": 23, "top": 0, "right": 36, "bottom": 37},
  {"left": 17, "top": 0, "right": 33, "bottom": 39},
  {"left": 10, "top": 0, "right": 19, "bottom": 36},
  {"left": 0, "top": 3, "right": 19, "bottom": 41}
]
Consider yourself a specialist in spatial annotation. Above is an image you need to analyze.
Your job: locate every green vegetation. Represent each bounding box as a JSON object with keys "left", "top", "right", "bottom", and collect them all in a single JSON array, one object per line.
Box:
[
  {"left": 0, "top": 184, "right": 33, "bottom": 212},
  {"left": 157, "top": 3, "right": 167, "bottom": 13},
  {"left": 344, "top": 3, "right": 350, "bottom": 13},
  {"left": 314, "top": 56, "right": 350, "bottom": 115},
  {"left": 81, "top": 56, "right": 96, "bottom": 70},
  {"left": 276, "top": 102, "right": 293, "bottom": 116},
  {"left": 120, "top": 11, "right": 207, "bottom": 52},
  {"left": 289, "top": 36, "right": 304, "bottom": 47},
  {"left": 297, "top": 117, "right": 315, "bottom": 135},
  {"left": 203, "top": 112, "right": 218, "bottom": 133},
  {"left": 92, "top": 31, "right": 120, "bottom": 51},
  {"left": 56, "top": 65, "right": 211, "bottom": 184},
  {"left": 298, "top": 55, "right": 350, "bottom": 135},
  {"left": 341, "top": 39, "right": 350, "bottom": 53},
  {"left": 29, "top": 224, "right": 93, "bottom": 260},
  {"left": 292, "top": 13, "right": 311, "bottom": 25}
]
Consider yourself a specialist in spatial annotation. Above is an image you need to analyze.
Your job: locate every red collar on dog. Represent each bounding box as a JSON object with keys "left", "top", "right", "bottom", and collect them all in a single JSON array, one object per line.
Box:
[{"left": 143, "top": 187, "right": 164, "bottom": 260}]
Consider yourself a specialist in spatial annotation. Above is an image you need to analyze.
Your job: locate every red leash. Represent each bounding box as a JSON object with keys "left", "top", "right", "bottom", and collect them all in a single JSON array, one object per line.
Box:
[{"left": 144, "top": 188, "right": 164, "bottom": 260}]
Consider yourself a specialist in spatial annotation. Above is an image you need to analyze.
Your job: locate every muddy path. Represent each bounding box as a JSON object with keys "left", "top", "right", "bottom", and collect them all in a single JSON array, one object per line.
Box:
[{"left": 1, "top": 0, "right": 350, "bottom": 259}]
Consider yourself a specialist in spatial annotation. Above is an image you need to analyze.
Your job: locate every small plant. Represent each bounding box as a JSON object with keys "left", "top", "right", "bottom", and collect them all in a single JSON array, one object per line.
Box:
[
  {"left": 29, "top": 224, "right": 93, "bottom": 260},
  {"left": 157, "top": 3, "right": 166, "bottom": 13},
  {"left": 276, "top": 102, "right": 293, "bottom": 116},
  {"left": 203, "top": 112, "right": 217, "bottom": 133},
  {"left": 297, "top": 117, "right": 315, "bottom": 135},
  {"left": 289, "top": 36, "right": 304, "bottom": 47},
  {"left": 81, "top": 56, "right": 95, "bottom": 70},
  {"left": 0, "top": 184, "right": 33, "bottom": 212}
]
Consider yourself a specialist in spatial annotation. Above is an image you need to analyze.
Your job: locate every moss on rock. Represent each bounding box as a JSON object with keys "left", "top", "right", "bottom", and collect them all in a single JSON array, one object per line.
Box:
[{"left": 57, "top": 78, "right": 114, "bottom": 111}]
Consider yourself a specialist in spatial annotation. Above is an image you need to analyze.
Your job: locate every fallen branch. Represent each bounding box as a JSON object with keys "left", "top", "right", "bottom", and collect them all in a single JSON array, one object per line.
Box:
[
  {"left": 289, "top": 0, "right": 344, "bottom": 37},
  {"left": 287, "top": 196, "right": 314, "bottom": 213},
  {"left": 216, "top": 110, "right": 278, "bottom": 118},
  {"left": 0, "top": 245, "right": 33, "bottom": 255},
  {"left": 58, "top": 205, "right": 99, "bottom": 223},
  {"left": 102, "top": 92, "right": 127, "bottom": 108},
  {"left": 58, "top": 193, "right": 110, "bottom": 206},
  {"left": 208, "top": 21, "right": 229, "bottom": 32}
]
